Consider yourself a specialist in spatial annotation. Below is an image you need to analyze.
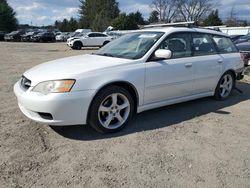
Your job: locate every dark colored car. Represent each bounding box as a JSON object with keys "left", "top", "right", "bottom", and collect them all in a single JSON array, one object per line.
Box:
[
  {"left": 234, "top": 33, "right": 250, "bottom": 44},
  {"left": 237, "top": 42, "right": 250, "bottom": 66},
  {"left": 31, "top": 32, "right": 56, "bottom": 42},
  {"left": 0, "top": 31, "right": 6, "bottom": 41},
  {"left": 21, "top": 31, "right": 39, "bottom": 42},
  {"left": 4, "top": 30, "right": 25, "bottom": 42},
  {"left": 230, "top": 35, "right": 244, "bottom": 43}
]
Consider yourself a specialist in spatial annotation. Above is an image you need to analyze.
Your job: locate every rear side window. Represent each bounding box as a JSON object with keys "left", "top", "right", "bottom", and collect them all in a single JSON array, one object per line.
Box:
[
  {"left": 192, "top": 33, "right": 217, "bottom": 56},
  {"left": 158, "top": 33, "right": 192, "bottom": 59},
  {"left": 212, "top": 35, "right": 238, "bottom": 53}
]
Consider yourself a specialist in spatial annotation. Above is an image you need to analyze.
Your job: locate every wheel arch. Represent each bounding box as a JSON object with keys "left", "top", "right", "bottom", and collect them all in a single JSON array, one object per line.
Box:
[
  {"left": 213, "top": 69, "right": 236, "bottom": 95},
  {"left": 73, "top": 40, "right": 83, "bottom": 46},
  {"left": 87, "top": 81, "right": 139, "bottom": 123},
  {"left": 103, "top": 40, "right": 110, "bottom": 45}
]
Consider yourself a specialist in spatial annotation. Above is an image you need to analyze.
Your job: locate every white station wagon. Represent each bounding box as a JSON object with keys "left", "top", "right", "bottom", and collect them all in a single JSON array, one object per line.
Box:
[{"left": 14, "top": 27, "right": 244, "bottom": 133}]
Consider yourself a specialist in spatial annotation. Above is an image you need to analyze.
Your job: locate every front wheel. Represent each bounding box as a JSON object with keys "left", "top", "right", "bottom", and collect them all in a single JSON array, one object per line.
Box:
[
  {"left": 88, "top": 86, "right": 134, "bottom": 133},
  {"left": 214, "top": 72, "right": 235, "bottom": 100},
  {"left": 72, "top": 41, "right": 82, "bottom": 50}
]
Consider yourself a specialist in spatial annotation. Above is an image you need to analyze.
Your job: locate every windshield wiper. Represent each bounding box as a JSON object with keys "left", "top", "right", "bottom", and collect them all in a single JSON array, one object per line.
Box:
[
  {"left": 94, "top": 53, "right": 114, "bottom": 57},
  {"left": 102, "top": 53, "right": 114, "bottom": 57}
]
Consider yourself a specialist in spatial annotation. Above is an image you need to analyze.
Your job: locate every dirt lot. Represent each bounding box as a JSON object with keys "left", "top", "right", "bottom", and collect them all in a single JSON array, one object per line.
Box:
[{"left": 0, "top": 42, "right": 250, "bottom": 188}]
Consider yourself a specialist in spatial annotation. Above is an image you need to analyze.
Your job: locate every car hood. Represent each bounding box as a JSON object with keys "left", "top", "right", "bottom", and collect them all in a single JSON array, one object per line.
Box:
[{"left": 24, "top": 54, "right": 134, "bottom": 86}]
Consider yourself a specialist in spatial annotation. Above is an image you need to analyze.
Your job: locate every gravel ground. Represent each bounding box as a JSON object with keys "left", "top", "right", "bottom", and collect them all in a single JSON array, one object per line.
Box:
[{"left": 0, "top": 42, "right": 250, "bottom": 188}]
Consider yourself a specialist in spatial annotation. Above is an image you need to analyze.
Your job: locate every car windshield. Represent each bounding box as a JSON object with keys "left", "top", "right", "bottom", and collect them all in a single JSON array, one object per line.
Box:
[{"left": 95, "top": 32, "right": 164, "bottom": 60}]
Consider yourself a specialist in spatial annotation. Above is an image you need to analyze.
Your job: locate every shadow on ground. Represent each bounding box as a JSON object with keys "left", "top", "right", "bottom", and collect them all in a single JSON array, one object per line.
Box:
[{"left": 51, "top": 82, "right": 250, "bottom": 141}]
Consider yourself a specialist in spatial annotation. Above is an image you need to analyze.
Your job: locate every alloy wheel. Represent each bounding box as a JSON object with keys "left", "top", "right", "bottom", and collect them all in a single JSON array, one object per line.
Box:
[
  {"left": 219, "top": 74, "right": 233, "bottom": 98},
  {"left": 98, "top": 93, "right": 130, "bottom": 129}
]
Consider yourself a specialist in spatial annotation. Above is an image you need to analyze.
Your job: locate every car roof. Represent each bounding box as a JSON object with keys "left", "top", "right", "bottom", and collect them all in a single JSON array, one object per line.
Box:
[{"left": 141, "top": 27, "right": 229, "bottom": 37}]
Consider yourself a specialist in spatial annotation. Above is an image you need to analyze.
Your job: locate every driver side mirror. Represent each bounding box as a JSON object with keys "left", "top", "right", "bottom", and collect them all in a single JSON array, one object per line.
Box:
[{"left": 154, "top": 49, "right": 172, "bottom": 59}]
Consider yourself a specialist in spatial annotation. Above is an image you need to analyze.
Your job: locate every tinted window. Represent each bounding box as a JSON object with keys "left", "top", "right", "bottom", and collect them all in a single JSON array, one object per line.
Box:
[
  {"left": 88, "top": 33, "right": 96, "bottom": 37},
  {"left": 192, "top": 33, "right": 217, "bottom": 56},
  {"left": 95, "top": 33, "right": 107, "bottom": 37},
  {"left": 212, "top": 35, "right": 238, "bottom": 53},
  {"left": 158, "top": 33, "right": 192, "bottom": 59}
]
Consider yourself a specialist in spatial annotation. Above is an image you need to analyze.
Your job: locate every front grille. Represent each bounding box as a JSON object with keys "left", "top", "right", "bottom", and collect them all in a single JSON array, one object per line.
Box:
[{"left": 21, "top": 76, "right": 31, "bottom": 90}]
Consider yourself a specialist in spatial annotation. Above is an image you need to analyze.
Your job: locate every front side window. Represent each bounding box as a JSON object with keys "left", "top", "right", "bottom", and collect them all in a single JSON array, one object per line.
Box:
[
  {"left": 157, "top": 33, "right": 192, "bottom": 59},
  {"left": 192, "top": 33, "right": 217, "bottom": 56},
  {"left": 95, "top": 32, "right": 164, "bottom": 60},
  {"left": 212, "top": 35, "right": 238, "bottom": 53}
]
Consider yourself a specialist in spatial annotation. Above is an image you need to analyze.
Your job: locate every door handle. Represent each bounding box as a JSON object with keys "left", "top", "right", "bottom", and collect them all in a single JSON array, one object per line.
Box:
[
  {"left": 218, "top": 60, "right": 223, "bottom": 64},
  {"left": 185, "top": 63, "right": 192, "bottom": 68}
]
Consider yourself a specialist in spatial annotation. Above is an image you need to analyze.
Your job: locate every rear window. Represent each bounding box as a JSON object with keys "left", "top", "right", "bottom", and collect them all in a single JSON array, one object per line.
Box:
[{"left": 212, "top": 35, "right": 238, "bottom": 53}]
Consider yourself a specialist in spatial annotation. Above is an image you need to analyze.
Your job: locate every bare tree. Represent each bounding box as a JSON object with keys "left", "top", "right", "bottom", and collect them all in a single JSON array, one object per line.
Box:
[
  {"left": 150, "top": 0, "right": 177, "bottom": 23},
  {"left": 225, "top": 6, "right": 238, "bottom": 26},
  {"left": 176, "top": 0, "right": 214, "bottom": 22}
]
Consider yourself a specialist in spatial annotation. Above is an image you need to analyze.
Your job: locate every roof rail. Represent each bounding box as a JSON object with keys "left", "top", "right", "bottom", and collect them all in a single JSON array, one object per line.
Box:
[{"left": 143, "top": 21, "right": 196, "bottom": 29}]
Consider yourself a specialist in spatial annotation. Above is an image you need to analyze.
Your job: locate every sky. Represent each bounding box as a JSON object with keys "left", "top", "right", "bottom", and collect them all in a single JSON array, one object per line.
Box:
[{"left": 8, "top": 0, "right": 250, "bottom": 26}]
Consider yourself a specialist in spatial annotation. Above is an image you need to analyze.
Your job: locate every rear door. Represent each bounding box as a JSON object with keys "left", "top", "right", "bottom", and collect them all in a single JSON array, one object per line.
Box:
[
  {"left": 211, "top": 35, "right": 240, "bottom": 70},
  {"left": 191, "top": 33, "right": 223, "bottom": 94},
  {"left": 92, "top": 33, "right": 108, "bottom": 46}
]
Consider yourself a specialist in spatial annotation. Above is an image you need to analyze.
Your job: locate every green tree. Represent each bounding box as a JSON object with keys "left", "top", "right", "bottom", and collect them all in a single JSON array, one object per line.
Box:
[
  {"left": 55, "top": 17, "right": 79, "bottom": 32},
  {"left": 0, "top": 0, "right": 18, "bottom": 32},
  {"left": 203, "top": 9, "right": 222, "bottom": 26},
  {"left": 113, "top": 12, "right": 142, "bottom": 30},
  {"left": 148, "top": 10, "right": 159, "bottom": 23},
  {"left": 112, "top": 13, "right": 127, "bottom": 30},
  {"left": 242, "top": 20, "right": 248, "bottom": 27},
  {"left": 68, "top": 17, "right": 78, "bottom": 31},
  {"left": 134, "top": 11, "right": 145, "bottom": 25},
  {"left": 79, "top": 0, "right": 120, "bottom": 31}
]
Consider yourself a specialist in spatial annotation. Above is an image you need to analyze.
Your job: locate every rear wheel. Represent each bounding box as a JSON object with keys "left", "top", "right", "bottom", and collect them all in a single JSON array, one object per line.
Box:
[
  {"left": 214, "top": 72, "right": 235, "bottom": 100},
  {"left": 88, "top": 86, "right": 134, "bottom": 133}
]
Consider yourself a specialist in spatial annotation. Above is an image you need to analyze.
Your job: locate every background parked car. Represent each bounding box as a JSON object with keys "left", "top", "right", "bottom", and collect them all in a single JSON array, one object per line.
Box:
[
  {"left": 230, "top": 35, "right": 244, "bottom": 43},
  {"left": 0, "top": 31, "right": 6, "bottom": 41},
  {"left": 31, "top": 32, "right": 56, "bottom": 42},
  {"left": 67, "top": 32, "right": 113, "bottom": 50},
  {"left": 21, "top": 31, "right": 39, "bottom": 42},
  {"left": 56, "top": 32, "right": 69, "bottom": 42},
  {"left": 236, "top": 42, "right": 250, "bottom": 66},
  {"left": 4, "top": 30, "right": 25, "bottom": 42},
  {"left": 234, "top": 33, "right": 250, "bottom": 44}
]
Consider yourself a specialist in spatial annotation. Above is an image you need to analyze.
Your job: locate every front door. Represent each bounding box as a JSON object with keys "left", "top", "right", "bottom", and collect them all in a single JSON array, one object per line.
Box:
[{"left": 144, "top": 32, "right": 194, "bottom": 104}]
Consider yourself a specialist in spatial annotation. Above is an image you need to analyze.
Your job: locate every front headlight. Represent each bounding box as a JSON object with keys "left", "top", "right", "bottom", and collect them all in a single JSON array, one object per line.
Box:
[{"left": 32, "top": 80, "right": 75, "bottom": 95}]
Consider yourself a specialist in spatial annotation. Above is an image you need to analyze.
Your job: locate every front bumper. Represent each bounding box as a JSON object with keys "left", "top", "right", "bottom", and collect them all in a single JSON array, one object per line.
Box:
[
  {"left": 14, "top": 80, "right": 95, "bottom": 126},
  {"left": 67, "top": 41, "right": 74, "bottom": 47},
  {"left": 235, "top": 67, "right": 245, "bottom": 80}
]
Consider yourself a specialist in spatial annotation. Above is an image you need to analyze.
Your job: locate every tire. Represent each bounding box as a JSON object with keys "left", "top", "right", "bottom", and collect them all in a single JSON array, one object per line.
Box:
[
  {"left": 102, "top": 41, "right": 110, "bottom": 46},
  {"left": 88, "top": 86, "right": 134, "bottom": 133},
  {"left": 214, "top": 71, "right": 235, "bottom": 100},
  {"left": 72, "top": 41, "right": 82, "bottom": 50}
]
